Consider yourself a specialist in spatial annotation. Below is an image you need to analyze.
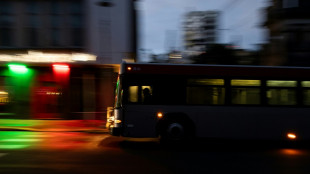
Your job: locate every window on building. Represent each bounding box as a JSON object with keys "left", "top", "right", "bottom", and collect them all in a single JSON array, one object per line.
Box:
[
  {"left": 266, "top": 80, "right": 297, "bottom": 105},
  {"left": 0, "top": 28, "right": 13, "bottom": 47},
  {"left": 72, "top": 28, "right": 83, "bottom": 47},
  {"left": 0, "top": 1, "right": 14, "bottom": 47},
  {"left": 0, "top": 77, "right": 10, "bottom": 106},
  {"left": 283, "top": 0, "right": 299, "bottom": 8},
  {"left": 51, "top": 1, "right": 61, "bottom": 14},
  {"left": 29, "top": 15, "right": 40, "bottom": 28},
  {"left": 0, "top": 15, "right": 13, "bottom": 26},
  {"left": 27, "top": 1, "right": 39, "bottom": 14},
  {"left": 27, "top": 28, "right": 38, "bottom": 47},
  {"left": 51, "top": 29, "right": 60, "bottom": 46},
  {"left": 70, "top": 1, "right": 83, "bottom": 14},
  {"left": 71, "top": 15, "right": 82, "bottom": 28},
  {"left": 51, "top": 15, "right": 61, "bottom": 28},
  {"left": 0, "top": 1, "right": 12, "bottom": 14},
  {"left": 204, "top": 25, "right": 215, "bottom": 30},
  {"left": 231, "top": 79, "right": 261, "bottom": 105},
  {"left": 187, "top": 79, "right": 225, "bottom": 105}
]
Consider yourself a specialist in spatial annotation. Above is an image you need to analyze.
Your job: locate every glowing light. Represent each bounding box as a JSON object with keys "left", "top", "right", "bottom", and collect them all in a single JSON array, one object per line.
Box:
[
  {"left": 72, "top": 53, "right": 96, "bottom": 61},
  {"left": 115, "top": 120, "right": 122, "bottom": 124},
  {"left": 46, "top": 92, "right": 61, "bottom": 95},
  {"left": 287, "top": 133, "right": 297, "bottom": 140},
  {"left": 8, "top": 64, "right": 28, "bottom": 73},
  {"left": 0, "top": 138, "right": 40, "bottom": 142},
  {"left": 0, "top": 91, "right": 8, "bottom": 95},
  {"left": 52, "top": 64, "right": 70, "bottom": 84},
  {"left": 280, "top": 149, "right": 302, "bottom": 155},
  {"left": 127, "top": 67, "right": 132, "bottom": 71},
  {"left": 157, "top": 112, "right": 163, "bottom": 118},
  {"left": 0, "top": 145, "right": 30, "bottom": 149},
  {"left": 169, "top": 54, "right": 182, "bottom": 59},
  {"left": 0, "top": 51, "right": 96, "bottom": 63},
  {"left": 53, "top": 64, "right": 70, "bottom": 71}
]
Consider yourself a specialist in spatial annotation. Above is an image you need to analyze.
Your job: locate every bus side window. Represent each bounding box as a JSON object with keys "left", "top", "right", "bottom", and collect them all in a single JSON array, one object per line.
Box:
[
  {"left": 128, "top": 85, "right": 153, "bottom": 104},
  {"left": 187, "top": 79, "right": 225, "bottom": 105},
  {"left": 128, "top": 86, "right": 139, "bottom": 103},
  {"left": 266, "top": 80, "right": 297, "bottom": 105},
  {"left": 302, "top": 81, "right": 310, "bottom": 105},
  {"left": 231, "top": 79, "right": 261, "bottom": 105},
  {"left": 142, "top": 86, "right": 152, "bottom": 104}
]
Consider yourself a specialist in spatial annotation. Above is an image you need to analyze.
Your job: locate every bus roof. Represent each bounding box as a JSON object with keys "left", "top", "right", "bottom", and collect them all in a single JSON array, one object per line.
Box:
[{"left": 121, "top": 62, "right": 310, "bottom": 79}]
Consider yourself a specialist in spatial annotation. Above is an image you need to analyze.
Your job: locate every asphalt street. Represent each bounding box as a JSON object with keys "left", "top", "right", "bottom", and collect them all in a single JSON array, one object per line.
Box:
[{"left": 1, "top": 131, "right": 310, "bottom": 174}]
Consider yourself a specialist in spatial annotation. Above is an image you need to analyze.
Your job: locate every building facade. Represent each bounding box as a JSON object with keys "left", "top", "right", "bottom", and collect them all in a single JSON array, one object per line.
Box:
[
  {"left": 184, "top": 11, "right": 220, "bottom": 56},
  {"left": 0, "top": 0, "right": 137, "bottom": 63},
  {"left": 263, "top": 0, "right": 310, "bottom": 66},
  {"left": 0, "top": 0, "right": 137, "bottom": 120}
]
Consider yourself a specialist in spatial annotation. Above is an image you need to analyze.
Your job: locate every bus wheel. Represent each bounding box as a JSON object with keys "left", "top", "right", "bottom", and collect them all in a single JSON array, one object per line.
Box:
[{"left": 160, "top": 120, "right": 190, "bottom": 143}]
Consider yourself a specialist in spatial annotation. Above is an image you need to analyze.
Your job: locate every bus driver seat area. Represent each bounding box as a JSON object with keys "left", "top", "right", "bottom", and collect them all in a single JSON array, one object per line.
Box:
[{"left": 143, "top": 88, "right": 152, "bottom": 104}]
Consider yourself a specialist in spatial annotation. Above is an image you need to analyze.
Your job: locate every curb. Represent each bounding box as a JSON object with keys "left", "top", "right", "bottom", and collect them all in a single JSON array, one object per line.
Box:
[
  {"left": 0, "top": 127, "right": 109, "bottom": 133},
  {"left": 0, "top": 127, "right": 37, "bottom": 132}
]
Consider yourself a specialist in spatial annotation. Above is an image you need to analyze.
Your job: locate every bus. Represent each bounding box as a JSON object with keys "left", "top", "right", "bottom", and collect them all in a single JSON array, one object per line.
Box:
[{"left": 109, "top": 62, "right": 310, "bottom": 142}]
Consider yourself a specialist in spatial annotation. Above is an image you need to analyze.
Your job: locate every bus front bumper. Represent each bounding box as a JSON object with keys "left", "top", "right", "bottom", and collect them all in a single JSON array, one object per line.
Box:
[{"left": 110, "top": 127, "right": 121, "bottom": 136}]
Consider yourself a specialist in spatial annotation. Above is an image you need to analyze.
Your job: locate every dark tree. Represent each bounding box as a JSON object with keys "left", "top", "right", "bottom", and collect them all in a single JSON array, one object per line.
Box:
[{"left": 192, "top": 44, "right": 237, "bottom": 65}]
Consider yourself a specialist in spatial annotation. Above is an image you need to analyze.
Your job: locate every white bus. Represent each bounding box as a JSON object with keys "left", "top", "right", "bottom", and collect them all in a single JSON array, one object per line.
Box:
[{"left": 109, "top": 62, "right": 310, "bottom": 142}]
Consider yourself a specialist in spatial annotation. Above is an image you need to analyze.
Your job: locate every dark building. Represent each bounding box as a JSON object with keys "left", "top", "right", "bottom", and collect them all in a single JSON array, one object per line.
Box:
[
  {"left": 0, "top": 0, "right": 137, "bottom": 120},
  {"left": 263, "top": 0, "right": 310, "bottom": 66},
  {"left": 184, "top": 11, "right": 220, "bottom": 57}
]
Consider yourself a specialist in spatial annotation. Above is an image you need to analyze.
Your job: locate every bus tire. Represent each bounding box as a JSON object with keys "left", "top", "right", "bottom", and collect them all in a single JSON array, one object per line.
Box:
[{"left": 159, "top": 119, "right": 193, "bottom": 144}]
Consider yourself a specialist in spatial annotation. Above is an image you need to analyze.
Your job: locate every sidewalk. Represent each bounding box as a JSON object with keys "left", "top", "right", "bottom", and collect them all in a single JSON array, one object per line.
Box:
[{"left": 0, "top": 119, "right": 109, "bottom": 133}]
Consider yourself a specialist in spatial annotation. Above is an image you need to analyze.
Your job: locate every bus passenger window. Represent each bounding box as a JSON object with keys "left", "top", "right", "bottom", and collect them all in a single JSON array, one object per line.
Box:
[
  {"left": 231, "top": 79, "right": 261, "bottom": 105},
  {"left": 142, "top": 86, "right": 152, "bottom": 104},
  {"left": 231, "top": 88, "right": 260, "bottom": 105},
  {"left": 266, "top": 80, "right": 297, "bottom": 105},
  {"left": 187, "top": 79, "right": 225, "bottom": 105},
  {"left": 303, "top": 90, "right": 310, "bottom": 105},
  {"left": 267, "top": 89, "right": 296, "bottom": 105},
  {"left": 128, "top": 86, "right": 138, "bottom": 103},
  {"left": 301, "top": 81, "right": 310, "bottom": 105},
  {"left": 267, "top": 80, "right": 296, "bottom": 87}
]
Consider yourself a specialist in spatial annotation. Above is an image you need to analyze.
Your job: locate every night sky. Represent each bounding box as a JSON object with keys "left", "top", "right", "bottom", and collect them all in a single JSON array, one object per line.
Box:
[{"left": 139, "top": 0, "right": 270, "bottom": 61}]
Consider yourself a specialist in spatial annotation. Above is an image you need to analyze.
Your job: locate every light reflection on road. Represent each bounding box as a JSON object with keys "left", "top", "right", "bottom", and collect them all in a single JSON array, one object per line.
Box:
[
  {"left": 0, "top": 131, "right": 107, "bottom": 150},
  {"left": 279, "top": 148, "right": 305, "bottom": 156}
]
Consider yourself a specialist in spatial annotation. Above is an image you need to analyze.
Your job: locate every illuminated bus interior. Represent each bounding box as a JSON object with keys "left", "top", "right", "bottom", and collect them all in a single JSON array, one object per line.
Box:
[{"left": 124, "top": 77, "right": 309, "bottom": 107}]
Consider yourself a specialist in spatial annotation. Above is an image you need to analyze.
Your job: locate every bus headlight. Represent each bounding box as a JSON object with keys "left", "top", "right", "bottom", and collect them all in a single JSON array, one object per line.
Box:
[{"left": 113, "top": 108, "right": 122, "bottom": 127}]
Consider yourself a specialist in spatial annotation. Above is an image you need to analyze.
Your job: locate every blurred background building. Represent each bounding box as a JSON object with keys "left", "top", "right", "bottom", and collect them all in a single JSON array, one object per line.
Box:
[
  {"left": 0, "top": 0, "right": 137, "bottom": 120},
  {"left": 263, "top": 0, "right": 310, "bottom": 66},
  {"left": 184, "top": 11, "right": 220, "bottom": 57},
  {"left": 0, "top": 0, "right": 137, "bottom": 63}
]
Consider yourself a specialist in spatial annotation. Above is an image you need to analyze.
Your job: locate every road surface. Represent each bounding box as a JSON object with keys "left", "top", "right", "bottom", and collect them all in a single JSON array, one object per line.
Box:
[{"left": 0, "top": 131, "right": 310, "bottom": 174}]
